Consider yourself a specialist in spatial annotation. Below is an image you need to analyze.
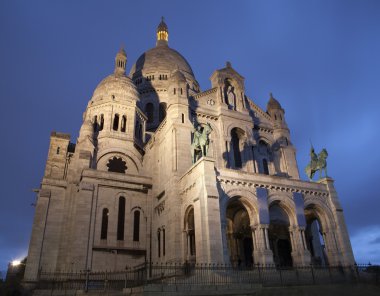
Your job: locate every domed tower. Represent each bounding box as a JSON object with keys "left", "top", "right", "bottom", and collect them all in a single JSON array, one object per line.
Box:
[
  {"left": 72, "top": 47, "right": 146, "bottom": 180},
  {"left": 266, "top": 93, "right": 300, "bottom": 179},
  {"left": 130, "top": 18, "right": 199, "bottom": 131}
]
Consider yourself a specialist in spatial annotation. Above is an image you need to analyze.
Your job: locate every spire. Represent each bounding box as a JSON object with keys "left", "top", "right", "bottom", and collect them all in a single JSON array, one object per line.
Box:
[
  {"left": 156, "top": 17, "right": 169, "bottom": 47},
  {"left": 114, "top": 47, "right": 127, "bottom": 76}
]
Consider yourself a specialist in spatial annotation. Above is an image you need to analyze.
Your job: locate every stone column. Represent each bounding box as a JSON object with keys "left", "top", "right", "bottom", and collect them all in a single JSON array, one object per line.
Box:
[
  {"left": 253, "top": 187, "right": 274, "bottom": 265},
  {"left": 289, "top": 225, "right": 311, "bottom": 266},
  {"left": 252, "top": 224, "right": 273, "bottom": 265},
  {"left": 291, "top": 192, "right": 311, "bottom": 266}
]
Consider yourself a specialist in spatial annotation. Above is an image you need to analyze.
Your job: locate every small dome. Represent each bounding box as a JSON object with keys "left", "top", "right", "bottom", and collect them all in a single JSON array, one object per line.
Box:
[
  {"left": 91, "top": 74, "right": 139, "bottom": 103},
  {"left": 267, "top": 93, "right": 282, "bottom": 110}
]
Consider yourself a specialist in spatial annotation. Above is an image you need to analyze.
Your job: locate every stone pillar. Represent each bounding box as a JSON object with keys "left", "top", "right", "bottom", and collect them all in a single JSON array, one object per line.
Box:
[
  {"left": 252, "top": 187, "right": 274, "bottom": 265},
  {"left": 319, "top": 178, "right": 355, "bottom": 266},
  {"left": 291, "top": 192, "right": 311, "bottom": 265},
  {"left": 289, "top": 226, "right": 311, "bottom": 266},
  {"left": 69, "top": 182, "right": 95, "bottom": 270},
  {"left": 192, "top": 158, "right": 224, "bottom": 263},
  {"left": 252, "top": 224, "right": 273, "bottom": 265},
  {"left": 323, "top": 229, "right": 341, "bottom": 266},
  {"left": 24, "top": 189, "right": 51, "bottom": 282}
]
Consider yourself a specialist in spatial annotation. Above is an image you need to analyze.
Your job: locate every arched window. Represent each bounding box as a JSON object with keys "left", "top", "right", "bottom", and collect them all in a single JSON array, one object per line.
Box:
[
  {"left": 157, "top": 229, "right": 161, "bottom": 258},
  {"left": 121, "top": 115, "right": 127, "bottom": 132},
  {"left": 135, "top": 122, "right": 143, "bottom": 141},
  {"left": 159, "top": 102, "right": 167, "bottom": 122},
  {"left": 231, "top": 128, "right": 242, "bottom": 168},
  {"left": 56, "top": 147, "right": 60, "bottom": 155},
  {"left": 101, "top": 208, "right": 109, "bottom": 240},
  {"left": 93, "top": 115, "right": 98, "bottom": 131},
  {"left": 117, "top": 197, "right": 125, "bottom": 240},
  {"left": 113, "top": 114, "right": 119, "bottom": 131},
  {"left": 99, "top": 114, "right": 104, "bottom": 131},
  {"left": 162, "top": 228, "right": 166, "bottom": 256},
  {"left": 263, "top": 159, "right": 269, "bottom": 175},
  {"left": 185, "top": 207, "right": 196, "bottom": 257},
  {"left": 133, "top": 211, "right": 140, "bottom": 242},
  {"left": 145, "top": 103, "right": 154, "bottom": 123}
]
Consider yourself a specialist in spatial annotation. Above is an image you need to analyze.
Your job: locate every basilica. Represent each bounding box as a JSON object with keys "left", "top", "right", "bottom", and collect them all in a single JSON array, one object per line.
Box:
[{"left": 24, "top": 19, "right": 355, "bottom": 281}]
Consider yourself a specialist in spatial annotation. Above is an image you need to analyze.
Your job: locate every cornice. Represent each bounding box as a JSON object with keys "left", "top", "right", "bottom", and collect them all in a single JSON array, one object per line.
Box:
[
  {"left": 217, "top": 172, "right": 329, "bottom": 198},
  {"left": 193, "top": 87, "right": 218, "bottom": 99}
]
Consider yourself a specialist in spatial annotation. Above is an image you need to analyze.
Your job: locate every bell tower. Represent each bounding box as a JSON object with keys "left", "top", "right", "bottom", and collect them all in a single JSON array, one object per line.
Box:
[
  {"left": 114, "top": 47, "right": 127, "bottom": 77},
  {"left": 267, "top": 93, "right": 299, "bottom": 178}
]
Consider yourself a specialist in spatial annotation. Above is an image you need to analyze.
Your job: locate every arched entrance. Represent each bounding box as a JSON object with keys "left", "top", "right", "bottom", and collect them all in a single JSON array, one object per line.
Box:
[
  {"left": 305, "top": 205, "right": 328, "bottom": 265},
  {"left": 226, "top": 198, "right": 254, "bottom": 267},
  {"left": 268, "top": 203, "right": 293, "bottom": 266},
  {"left": 184, "top": 207, "right": 196, "bottom": 262}
]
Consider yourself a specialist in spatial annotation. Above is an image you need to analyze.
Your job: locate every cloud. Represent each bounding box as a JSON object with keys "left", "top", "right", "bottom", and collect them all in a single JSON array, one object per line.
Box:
[
  {"left": 351, "top": 225, "right": 380, "bottom": 264},
  {"left": 370, "top": 236, "right": 380, "bottom": 245}
]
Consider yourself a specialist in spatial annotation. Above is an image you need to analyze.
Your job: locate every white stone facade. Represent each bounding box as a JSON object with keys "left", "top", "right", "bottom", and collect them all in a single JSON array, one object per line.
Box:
[{"left": 24, "top": 20, "right": 355, "bottom": 282}]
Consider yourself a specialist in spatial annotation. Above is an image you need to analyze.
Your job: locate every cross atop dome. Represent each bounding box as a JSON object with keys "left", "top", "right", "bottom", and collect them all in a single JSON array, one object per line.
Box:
[{"left": 156, "top": 17, "right": 169, "bottom": 46}]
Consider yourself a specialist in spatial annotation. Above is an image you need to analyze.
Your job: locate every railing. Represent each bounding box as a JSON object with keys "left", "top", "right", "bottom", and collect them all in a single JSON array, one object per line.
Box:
[{"left": 34, "top": 263, "right": 379, "bottom": 292}]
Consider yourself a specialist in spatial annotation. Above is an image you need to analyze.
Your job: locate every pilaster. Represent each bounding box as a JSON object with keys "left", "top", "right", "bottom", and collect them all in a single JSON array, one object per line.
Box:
[{"left": 319, "top": 178, "right": 355, "bottom": 266}]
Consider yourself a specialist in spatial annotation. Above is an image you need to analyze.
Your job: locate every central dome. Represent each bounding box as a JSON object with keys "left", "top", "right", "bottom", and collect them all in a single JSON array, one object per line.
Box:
[
  {"left": 129, "top": 46, "right": 195, "bottom": 79},
  {"left": 129, "top": 18, "right": 198, "bottom": 90}
]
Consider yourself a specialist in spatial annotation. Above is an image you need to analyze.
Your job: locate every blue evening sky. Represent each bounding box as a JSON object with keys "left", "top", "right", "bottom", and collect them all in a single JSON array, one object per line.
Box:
[{"left": 0, "top": 0, "right": 379, "bottom": 273}]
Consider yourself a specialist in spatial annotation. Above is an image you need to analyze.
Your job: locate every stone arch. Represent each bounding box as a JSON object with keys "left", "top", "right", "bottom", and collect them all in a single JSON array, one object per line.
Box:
[
  {"left": 225, "top": 122, "right": 250, "bottom": 139},
  {"left": 267, "top": 193, "right": 297, "bottom": 226},
  {"left": 184, "top": 205, "right": 196, "bottom": 261},
  {"left": 222, "top": 190, "right": 260, "bottom": 266},
  {"left": 221, "top": 188, "right": 260, "bottom": 226},
  {"left": 304, "top": 198, "right": 337, "bottom": 265},
  {"left": 97, "top": 149, "right": 141, "bottom": 173},
  {"left": 267, "top": 194, "right": 297, "bottom": 266},
  {"left": 304, "top": 198, "right": 336, "bottom": 232},
  {"left": 224, "top": 196, "right": 257, "bottom": 266},
  {"left": 256, "top": 135, "right": 274, "bottom": 146},
  {"left": 141, "top": 93, "right": 160, "bottom": 127}
]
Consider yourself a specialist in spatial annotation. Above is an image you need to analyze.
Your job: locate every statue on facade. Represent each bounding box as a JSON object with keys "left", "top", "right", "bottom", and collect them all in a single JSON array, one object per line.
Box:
[
  {"left": 226, "top": 85, "right": 235, "bottom": 109},
  {"left": 191, "top": 122, "right": 213, "bottom": 163},
  {"left": 223, "top": 79, "right": 236, "bottom": 110},
  {"left": 305, "top": 146, "right": 328, "bottom": 181}
]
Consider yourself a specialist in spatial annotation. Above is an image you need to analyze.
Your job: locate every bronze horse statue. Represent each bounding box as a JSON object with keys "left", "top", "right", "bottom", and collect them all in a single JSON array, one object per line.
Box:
[
  {"left": 191, "top": 123, "right": 213, "bottom": 163},
  {"left": 305, "top": 147, "right": 328, "bottom": 181}
]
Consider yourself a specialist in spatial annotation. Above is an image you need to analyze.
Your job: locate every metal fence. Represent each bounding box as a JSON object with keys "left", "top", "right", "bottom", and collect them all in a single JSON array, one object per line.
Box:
[{"left": 35, "top": 263, "right": 379, "bottom": 292}]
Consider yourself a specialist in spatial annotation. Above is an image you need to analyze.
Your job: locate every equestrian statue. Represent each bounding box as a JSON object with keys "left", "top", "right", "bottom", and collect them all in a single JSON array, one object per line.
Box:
[
  {"left": 191, "top": 122, "right": 213, "bottom": 163},
  {"left": 305, "top": 145, "right": 328, "bottom": 181}
]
